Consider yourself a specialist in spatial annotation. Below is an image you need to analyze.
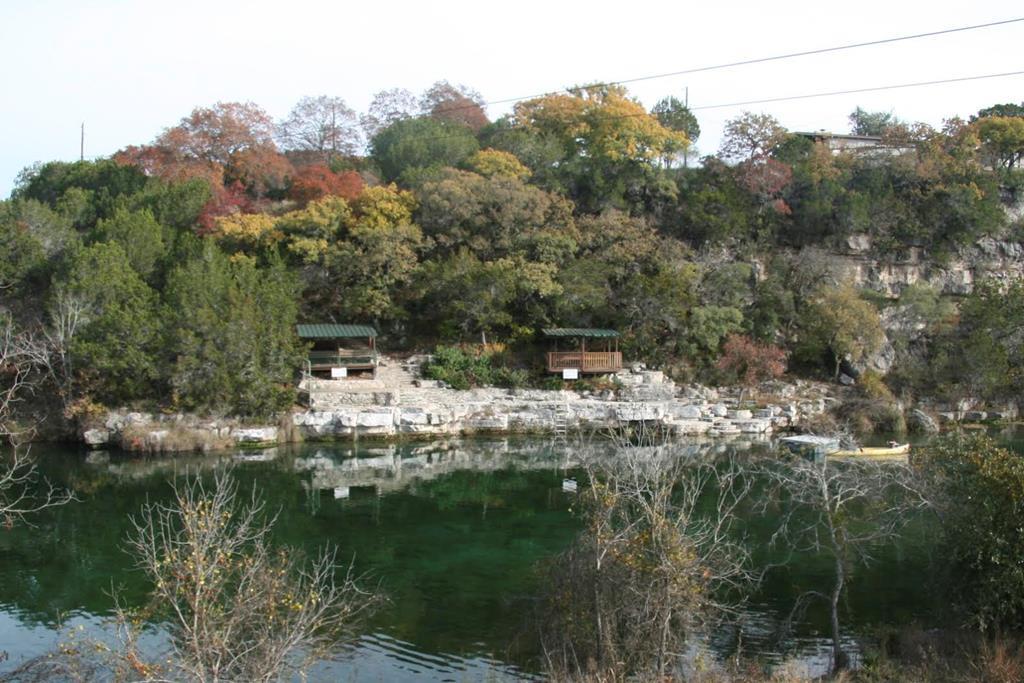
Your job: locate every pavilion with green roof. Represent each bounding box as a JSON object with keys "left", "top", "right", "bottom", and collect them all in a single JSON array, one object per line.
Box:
[
  {"left": 297, "top": 324, "right": 378, "bottom": 378},
  {"left": 542, "top": 328, "right": 622, "bottom": 374}
]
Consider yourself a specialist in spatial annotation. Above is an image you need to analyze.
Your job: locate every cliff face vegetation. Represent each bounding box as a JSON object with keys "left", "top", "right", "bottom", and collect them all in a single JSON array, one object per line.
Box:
[{"left": 2, "top": 85, "right": 1023, "bottom": 418}]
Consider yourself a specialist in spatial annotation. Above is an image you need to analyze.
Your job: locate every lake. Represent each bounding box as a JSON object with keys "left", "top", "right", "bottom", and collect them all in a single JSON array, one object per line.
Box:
[{"left": 0, "top": 435, "right": 953, "bottom": 680}]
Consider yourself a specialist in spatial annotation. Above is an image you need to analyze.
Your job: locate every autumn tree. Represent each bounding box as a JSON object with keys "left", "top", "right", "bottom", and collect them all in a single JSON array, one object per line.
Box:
[
  {"left": 512, "top": 84, "right": 687, "bottom": 211},
  {"left": 287, "top": 164, "right": 364, "bottom": 206},
  {"left": 716, "top": 333, "right": 787, "bottom": 388},
  {"left": 157, "top": 102, "right": 276, "bottom": 165},
  {"left": 360, "top": 87, "right": 419, "bottom": 139},
  {"left": 276, "top": 95, "right": 362, "bottom": 159},
  {"left": 419, "top": 80, "right": 489, "bottom": 131},
  {"left": 130, "top": 102, "right": 291, "bottom": 197},
  {"left": 414, "top": 168, "right": 576, "bottom": 262},
  {"left": 271, "top": 187, "right": 424, "bottom": 322},
  {"left": 463, "top": 148, "right": 531, "bottom": 180},
  {"left": 798, "top": 283, "right": 885, "bottom": 379},
  {"left": 718, "top": 111, "right": 788, "bottom": 163},
  {"left": 974, "top": 115, "right": 1024, "bottom": 169}
]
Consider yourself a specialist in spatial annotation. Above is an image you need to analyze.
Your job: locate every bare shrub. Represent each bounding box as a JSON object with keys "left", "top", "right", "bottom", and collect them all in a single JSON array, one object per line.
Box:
[
  {"left": 0, "top": 316, "right": 74, "bottom": 527},
  {"left": 110, "top": 471, "right": 383, "bottom": 682},
  {"left": 536, "top": 448, "right": 755, "bottom": 680},
  {"left": 759, "top": 457, "right": 925, "bottom": 673}
]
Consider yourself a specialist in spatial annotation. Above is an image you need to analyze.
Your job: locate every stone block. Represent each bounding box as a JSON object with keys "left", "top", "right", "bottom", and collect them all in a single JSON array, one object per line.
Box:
[
  {"left": 356, "top": 411, "right": 396, "bottom": 428},
  {"left": 727, "top": 409, "right": 753, "bottom": 420},
  {"left": 234, "top": 426, "right": 278, "bottom": 445}
]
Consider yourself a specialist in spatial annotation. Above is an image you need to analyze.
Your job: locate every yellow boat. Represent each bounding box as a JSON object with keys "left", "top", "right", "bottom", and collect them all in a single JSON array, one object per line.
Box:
[{"left": 829, "top": 443, "right": 910, "bottom": 460}]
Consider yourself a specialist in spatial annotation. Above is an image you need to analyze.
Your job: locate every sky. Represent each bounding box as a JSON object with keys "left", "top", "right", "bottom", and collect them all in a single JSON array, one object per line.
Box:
[{"left": 1, "top": 0, "right": 1022, "bottom": 197}]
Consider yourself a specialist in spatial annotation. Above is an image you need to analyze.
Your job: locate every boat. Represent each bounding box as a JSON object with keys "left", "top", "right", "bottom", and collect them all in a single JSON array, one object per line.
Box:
[
  {"left": 779, "top": 435, "right": 910, "bottom": 462},
  {"left": 829, "top": 443, "right": 910, "bottom": 460}
]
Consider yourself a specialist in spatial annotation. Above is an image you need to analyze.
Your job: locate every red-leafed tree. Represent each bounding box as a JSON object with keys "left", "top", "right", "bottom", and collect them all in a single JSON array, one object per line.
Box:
[
  {"left": 197, "top": 181, "right": 253, "bottom": 234},
  {"left": 420, "top": 80, "right": 489, "bottom": 131},
  {"left": 157, "top": 102, "right": 276, "bottom": 165},
  {"left": 119, "top": 102, "right": 290, "bottom": 197},
  {"left": 716, "top": 333, "right": 787, "bottom": 388},
  {"left": 287, "top": 165, "right": 364, "bottom": 206}
]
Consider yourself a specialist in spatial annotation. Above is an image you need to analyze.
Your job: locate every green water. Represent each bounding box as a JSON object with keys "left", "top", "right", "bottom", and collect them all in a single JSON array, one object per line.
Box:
[{"left": 0, "top": 437, "right": 949, "bottom": 680}]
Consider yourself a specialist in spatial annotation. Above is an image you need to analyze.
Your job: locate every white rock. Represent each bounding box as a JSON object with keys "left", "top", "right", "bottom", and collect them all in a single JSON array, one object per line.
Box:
[
  {"left": 234, "top": 426, "right": 278, "bottom": 444},
  {"left": 83, "top": 428, "right": 110, "bottom": 447},
  {"left": 356, "top": 411, "right": 395, "bottom": 428}
]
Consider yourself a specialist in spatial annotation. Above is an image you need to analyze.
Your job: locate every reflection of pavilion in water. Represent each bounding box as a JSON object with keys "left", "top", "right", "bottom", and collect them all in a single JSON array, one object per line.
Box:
[{"left": 293, "top": 436, "right": 772, "bottom": 497}]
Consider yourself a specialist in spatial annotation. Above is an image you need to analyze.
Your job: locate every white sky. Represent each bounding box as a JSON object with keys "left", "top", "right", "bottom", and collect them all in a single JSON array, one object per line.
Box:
[{"left": 1, "top": 0, "right": 1022, "bottom": 197}]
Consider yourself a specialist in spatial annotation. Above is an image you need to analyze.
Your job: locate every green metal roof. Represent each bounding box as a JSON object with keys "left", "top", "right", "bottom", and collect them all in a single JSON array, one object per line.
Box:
[
  {"left": 542, "top": 327, "right": 619, "bottom": 338},
  {"left": 297, "top": 324, "right": 377, "bottom": 339}
]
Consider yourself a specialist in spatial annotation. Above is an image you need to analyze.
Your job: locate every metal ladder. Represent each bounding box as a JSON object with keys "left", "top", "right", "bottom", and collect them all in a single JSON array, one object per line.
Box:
[{"left": 553, "top": 401, "right": 570, "bottom": 440}]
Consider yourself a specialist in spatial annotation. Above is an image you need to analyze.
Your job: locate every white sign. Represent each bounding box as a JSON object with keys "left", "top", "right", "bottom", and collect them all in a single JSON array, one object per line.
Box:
[
  {"left": 562, "top": 368, "right": 579, "bottom": 380},
  {"left": 333, "top": 486, "right": 350, "bottom": 499},
  {"left": 331, "top": 367, "right": 348, "bottom": 379}
]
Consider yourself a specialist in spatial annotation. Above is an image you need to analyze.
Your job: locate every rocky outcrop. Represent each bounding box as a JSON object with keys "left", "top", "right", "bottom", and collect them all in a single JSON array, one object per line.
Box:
[
  {"left": 829, "top": 238, "right": 1024, "bottom": 299},
  {"left": 84, "top": 370, "right": 833, "bottom": 453}
]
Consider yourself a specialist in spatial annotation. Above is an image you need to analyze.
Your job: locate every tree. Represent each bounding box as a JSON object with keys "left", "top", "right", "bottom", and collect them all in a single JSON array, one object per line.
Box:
[
  {"left": 419, "top": 80, "right": 488, "bottom": 131},
  {"left": 537, "top": 448, "right": 754, "bottom": 680},
  {"left": 417, "top": 250, "right": 559, "bottom": 344},
  {"left": 915, "top": 433, "right": 1024, "bottom": 631},
  {"left": 718, "top": 111, "right": 788, "bottom": 163},
  {"left": 971, "top": 101, "right": 1024, "bottom": 121},
  {"left": 652, "top": 95, "right": 699, "bottom": 165},
  {"left": 760, "top": 457, "right": 924, "bottom": 672},
  {"left": 92, "top": 207, "right": 166, "bottom": 281},
  {"left": 370, "top": 116, "right": 479, "bottom": 183},
  {"left": 0, "top": 316, "right": 74, "bottom": 527},
  {"left": 276, "top": 95, "right": 362, "bottom": 158},
  {"left": 414, "top": 168, "right": 576, "bottom": 262},
  {"left": 848, "top": 107, "right": 901, "bottom": 136},
  {"left": 156, "top": 102, "right": 276, "bottom": 167},
  {"left": 132, "top": 102, "right": 290, "bottom": 197},
  {"left": 287, "top": 164, "right": 364, "bottom": 206},
  {"left": 512, "top": 84, "right": 687, "bottom": 210},
  {"left": 716, "top": 333, "right": 787, "bottom": 387},
  {"left": 929, "top": 279, "right": 1024, "bottom": 402},
  {"left": 974, "top": 116, "right": 1024, "bottom": 169},
  {"left": 360, "top": 87, "right": 419, "bottom": 139},
  {"left": 53, "top": 242, "right": 161, "bottom": 405},
  {"left": 165, "top": 245, "right": 303, "bottom": 417},
  {"left": 113, "top": 471, "right": 382, "bottom": 682},
  {"left": 799, "top": 283, "right": 885, "bottom": 379},
  {"left": 463, "top": 148, "right": 531, "bottom": 180}
]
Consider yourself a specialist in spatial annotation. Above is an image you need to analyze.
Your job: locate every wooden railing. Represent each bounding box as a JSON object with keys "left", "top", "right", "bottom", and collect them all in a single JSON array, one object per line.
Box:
[
  {"left": 547, "top": 351, "right": 622, "bottom": 373},
  {"left": 307, "top": 350, "right": 378, "bottom": 370}
]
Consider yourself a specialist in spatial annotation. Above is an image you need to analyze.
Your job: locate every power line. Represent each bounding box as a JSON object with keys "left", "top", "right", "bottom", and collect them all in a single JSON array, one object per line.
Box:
[
  {"left": 391, "top": 69, "right": 1024, "bottom": 148},
  {"left": 479, "top": 17, "right": 1024, "bottom": 110},
  {"left": 690, "top": 70, "right": 1024, "bottom": 111}
]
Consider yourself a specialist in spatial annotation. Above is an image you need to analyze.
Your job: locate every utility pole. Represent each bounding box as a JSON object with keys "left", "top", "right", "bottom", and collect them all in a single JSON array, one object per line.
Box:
[{"left": 80, "top": 122, "right": 84, "bottom": 161}]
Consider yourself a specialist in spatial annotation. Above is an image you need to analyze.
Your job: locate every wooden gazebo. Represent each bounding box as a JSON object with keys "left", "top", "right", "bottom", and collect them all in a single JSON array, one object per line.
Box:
[
  {"left": 297, "top": 324, "right": 378, "bottom": 378},
  {"left": 543, "top": 328, "right": 623, "bottom": 375}
]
